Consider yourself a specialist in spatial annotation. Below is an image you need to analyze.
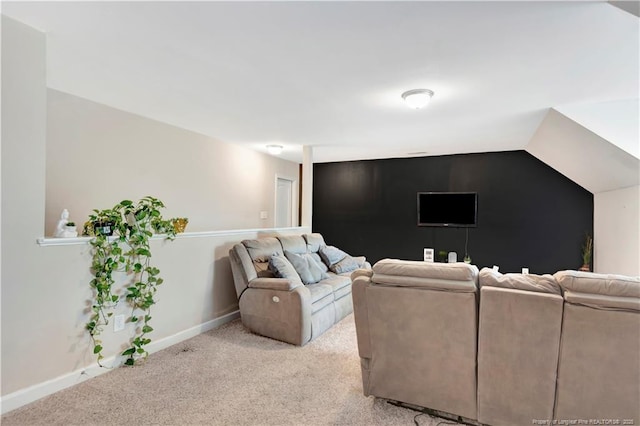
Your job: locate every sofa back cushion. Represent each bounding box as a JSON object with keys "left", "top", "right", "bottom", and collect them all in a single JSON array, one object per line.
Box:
[
  {"left": 303, "top": 234, "right": 329, "bottom": 272},
  {"left": 554, "top": 270, "right": 640, "bottom": 311},
  {"left": 371, "top": 259, "right": 478, "bottom": 293},
  {"left": 479, "top": 268, "right": 561, "bottom": 295},
  {"left": 554, "top": 270, "right": 640, "bottom": 298},
  {"left": 304, "top": 233, "right": 326, "bottom": 253},
  {"left": 278, "top": 235, "right": 308, "bottom": 255},
  {"left": 242, "top": 237, "right": 283, "bottom": 278}
]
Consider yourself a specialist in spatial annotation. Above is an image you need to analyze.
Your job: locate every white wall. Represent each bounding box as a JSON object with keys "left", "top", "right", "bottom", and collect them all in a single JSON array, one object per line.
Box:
[
  {"left": 1, "top": 18, "right": 307, "bottom": 411},
  {"left": 0, "top": 228, "right": 308, "bottom": 412},
  {"left": 1, "top": 13, "right": 48, "bottom": 397},
  {"left": 46, "top": 89, "right": 299, "bottom": 236},
  {"left": 594, "top": 185, "right": 640, "bottom": 275}
]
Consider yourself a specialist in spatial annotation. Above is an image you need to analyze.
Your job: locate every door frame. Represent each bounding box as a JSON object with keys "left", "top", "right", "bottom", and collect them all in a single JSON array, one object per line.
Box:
[{"left": 274, "top": 174, "right": 298, "bottom": 228}]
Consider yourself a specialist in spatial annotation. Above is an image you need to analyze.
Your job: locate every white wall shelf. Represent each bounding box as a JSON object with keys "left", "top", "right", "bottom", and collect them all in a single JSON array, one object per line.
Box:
[{"left": 36, "top": 226, "right": 307, "bottom": 247}]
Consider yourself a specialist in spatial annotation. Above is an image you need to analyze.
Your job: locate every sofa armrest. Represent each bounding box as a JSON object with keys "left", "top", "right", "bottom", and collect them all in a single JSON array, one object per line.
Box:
[
  {"left": 351, "top": 274, "right": 372, "bottom": 359},
  {"left": 248, "top": 277, "right": 303, "bottom": 292},
  {"left": 239, "top": 284, "right": 312, "bottom": 345},
  {"left": 352, "top": 268, "right": 373, "bottom": 280}
]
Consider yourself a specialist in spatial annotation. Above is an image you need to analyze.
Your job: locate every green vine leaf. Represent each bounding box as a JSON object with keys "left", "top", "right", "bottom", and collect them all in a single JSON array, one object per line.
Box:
[
  {"left": 122, "top": 348, "right": 136, "bottom": 356},
  {"left": 86, "top": 196, "right": 184, "bottom": 367},
  {"left": 136, "top": 248, "right": 151, "bottom": 257}
]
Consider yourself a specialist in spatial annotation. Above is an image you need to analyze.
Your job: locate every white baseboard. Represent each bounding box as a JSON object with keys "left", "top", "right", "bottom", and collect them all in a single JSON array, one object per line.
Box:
[{"left": 0, "top": 310, "right": 240, "bottom": 414}]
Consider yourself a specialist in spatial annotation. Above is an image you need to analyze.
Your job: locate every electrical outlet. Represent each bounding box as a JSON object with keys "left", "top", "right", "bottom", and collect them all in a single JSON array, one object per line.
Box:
[
  {"left": 260, "top": 211, "right": 268, "bottom": 219},
  {"left": 114, "top": 314, "right": 125, "bottom": 332}
]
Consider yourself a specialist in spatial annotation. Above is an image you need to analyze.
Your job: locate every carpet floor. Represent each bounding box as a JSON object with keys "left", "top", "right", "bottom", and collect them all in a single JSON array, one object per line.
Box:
[{"left": 2, "top": 314, "right": 463, "bottom": 426}]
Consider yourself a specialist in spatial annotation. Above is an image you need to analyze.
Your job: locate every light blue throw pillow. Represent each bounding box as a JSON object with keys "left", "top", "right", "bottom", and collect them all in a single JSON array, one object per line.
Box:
[
  {"left": 331, "top": 256, "right": 361, "bottom": 274},
  {"left": 319, "top": 245, "right": 362, "bottom": 274},
  {"left": 284, "top": 250, "right": 328, "bottom": 284},
  {"left": 268, "top": 253, "right": 302, "bottom": 284},
  {"left": 319, "top": 246, "right": 348, "bottom": 267}
]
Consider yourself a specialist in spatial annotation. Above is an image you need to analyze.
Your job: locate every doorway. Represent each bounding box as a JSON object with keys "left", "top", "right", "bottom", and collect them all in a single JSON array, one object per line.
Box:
[{"left": 275, "top": 176, "right": 296, "bottom": 228}]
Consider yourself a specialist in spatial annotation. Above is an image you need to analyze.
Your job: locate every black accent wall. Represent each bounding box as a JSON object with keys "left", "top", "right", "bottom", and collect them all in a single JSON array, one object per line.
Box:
[{"left": 313, "top": 151, "right": 593, "bottom": 274}]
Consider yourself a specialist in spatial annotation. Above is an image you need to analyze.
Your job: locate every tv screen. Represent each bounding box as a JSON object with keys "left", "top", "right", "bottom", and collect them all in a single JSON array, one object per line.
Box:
[{"left": 417, "top": 192, "right": 477, "bottom": 227}]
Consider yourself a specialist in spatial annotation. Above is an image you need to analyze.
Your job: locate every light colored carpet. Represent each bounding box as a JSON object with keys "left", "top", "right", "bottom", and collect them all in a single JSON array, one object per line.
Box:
[{"left": 2, "top": 314, "right": 462, "bottom": 425}]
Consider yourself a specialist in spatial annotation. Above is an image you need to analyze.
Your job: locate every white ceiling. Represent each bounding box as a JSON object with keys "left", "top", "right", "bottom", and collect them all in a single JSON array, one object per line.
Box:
[{"left": 2, "top": 1, "right": 638, "bottom": 164}]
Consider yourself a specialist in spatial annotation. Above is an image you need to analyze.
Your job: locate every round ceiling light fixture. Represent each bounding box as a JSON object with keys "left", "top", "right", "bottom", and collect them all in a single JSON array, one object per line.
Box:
[
  {"left": 266, "top": 144, "right": 283, "bottom": 155},
  {"left": 401, "top": 89, "right": 434, "bottom": 109}
]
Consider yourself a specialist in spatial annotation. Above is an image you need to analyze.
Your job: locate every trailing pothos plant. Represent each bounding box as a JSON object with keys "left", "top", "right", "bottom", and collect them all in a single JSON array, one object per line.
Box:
[{"left": 86, "top": 196, "right": 181, "bottom": 366}]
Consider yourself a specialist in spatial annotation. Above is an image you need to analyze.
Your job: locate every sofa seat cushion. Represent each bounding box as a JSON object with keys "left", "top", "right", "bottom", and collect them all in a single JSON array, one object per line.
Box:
[
  {"left": 479, "top": 268, "right": 561, "bottom": 294},
  {"left": 307, "top": 283, "right": 335, "bottom": 313},
  {"left": 322, "top": 274, "right": 352, "bottom": 300},
  {"left": 554, "top": 270, "right": 640, "bottom": 298}
]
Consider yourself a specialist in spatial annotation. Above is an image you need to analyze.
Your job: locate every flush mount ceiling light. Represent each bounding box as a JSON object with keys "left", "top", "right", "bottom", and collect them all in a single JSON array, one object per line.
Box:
[
  {"left": 266, "top": 144, "right": 283, "bottom": 155},
  {"left": 401, "top": 89, "right": 434, "bottom": 109}
]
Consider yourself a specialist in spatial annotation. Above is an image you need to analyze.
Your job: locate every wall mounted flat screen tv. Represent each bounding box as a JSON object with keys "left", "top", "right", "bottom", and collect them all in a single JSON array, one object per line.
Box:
[{"left": 417, "top": 192, "right": 477, "bottom": 227}]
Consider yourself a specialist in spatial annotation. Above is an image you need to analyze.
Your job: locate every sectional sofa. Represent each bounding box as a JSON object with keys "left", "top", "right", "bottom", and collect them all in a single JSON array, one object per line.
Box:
[
  {"left": 352, "top": 259, "right": 640, "bottom": 426},
  {"left": 229, "top": 233, "right": 370, "bottom": 346}
]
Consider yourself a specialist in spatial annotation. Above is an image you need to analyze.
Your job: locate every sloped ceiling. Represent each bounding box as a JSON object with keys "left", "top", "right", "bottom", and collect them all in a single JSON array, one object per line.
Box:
[
  {"left": 2, "top": 1, "right": 637, "bottom": 166},
  {"left": 609, "top": 1, "right": 640, "bottom": 17},
  {"left": 526, "top": 108, "right": 639, "bottom": 193},
  {"left": 555, "top": 99, "right": 639, "bottom": 159}
]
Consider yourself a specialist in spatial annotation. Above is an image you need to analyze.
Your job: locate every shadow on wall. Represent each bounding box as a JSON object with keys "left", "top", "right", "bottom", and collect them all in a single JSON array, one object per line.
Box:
[{"left": 212, "top": 245, "right": 241, "bottom": 319}]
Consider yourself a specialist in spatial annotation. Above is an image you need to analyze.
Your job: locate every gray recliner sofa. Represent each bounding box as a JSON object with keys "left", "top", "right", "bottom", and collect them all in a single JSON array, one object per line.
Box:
[
  {"left": 229, "top": 233, "right": 370, "bottom": 346},
  {"left": 352, "top": 259, "right": 480, "bottom": 420},
  {"left": 553, "top": 270, "right": 640, "bottom": 423},
  {"left": 352, "top": 259, "right": 640, "bottom": 425},
  {"left": 477, "top": 268, "right": 564, "bottom": 426}
]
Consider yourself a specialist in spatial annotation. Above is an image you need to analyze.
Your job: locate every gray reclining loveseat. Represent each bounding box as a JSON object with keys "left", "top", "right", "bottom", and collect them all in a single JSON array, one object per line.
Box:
[{"left": 229, "top": 233, "right": 370, "bottom": 346}]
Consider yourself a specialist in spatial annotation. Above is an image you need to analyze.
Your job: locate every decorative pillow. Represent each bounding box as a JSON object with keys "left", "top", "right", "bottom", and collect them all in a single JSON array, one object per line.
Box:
[
  {"left": 330, "top": 255, "right": 361, "bottom": 274},
  {"left": 284, "top": 250, "right": 314, "bottom": 284},
  {"left": 268, "top": 253, "right": 302, "bottom": 284},
  {"left": 285, "top": 250, "right": 328, "bottom": 284},
  {"left": 319, "top": 246, "right": 348, "bottom": 267},
  {"left": 309, "top": 252, "right": 329, "bottom": 273},
  {"left": 306, "top": 254, "right": 329, "bottom": 282}
]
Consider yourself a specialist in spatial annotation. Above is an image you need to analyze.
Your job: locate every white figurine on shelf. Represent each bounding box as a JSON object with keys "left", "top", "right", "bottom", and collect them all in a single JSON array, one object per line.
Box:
[{"left": 54, "top": 209, "right": 78, "bottom": 238}]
